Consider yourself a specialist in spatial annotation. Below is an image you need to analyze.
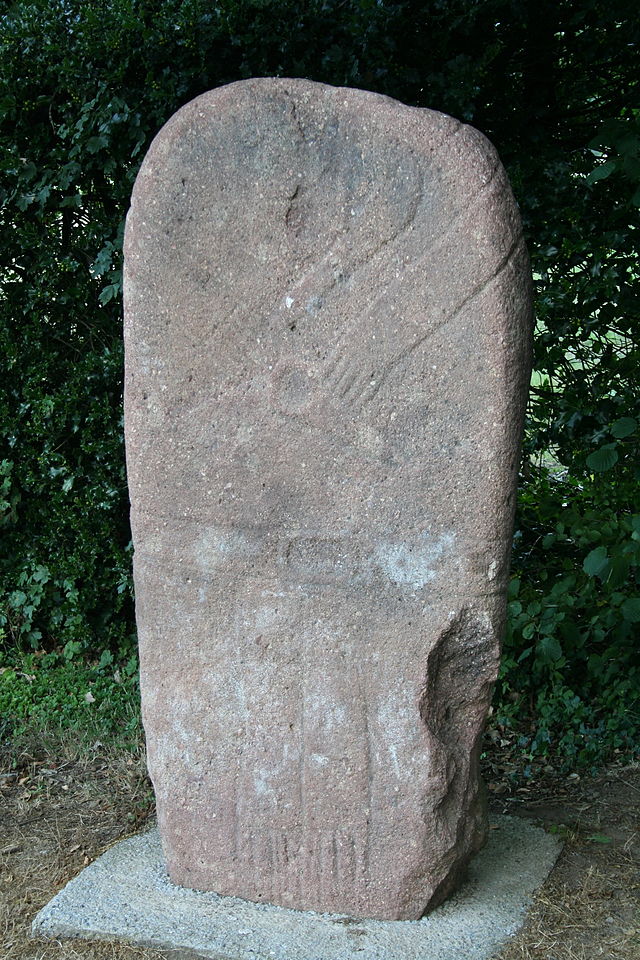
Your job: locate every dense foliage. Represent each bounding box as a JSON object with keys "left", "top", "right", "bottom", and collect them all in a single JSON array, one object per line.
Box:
[{"left": 1, "top": 0, "right": 638, "bottom": 764}]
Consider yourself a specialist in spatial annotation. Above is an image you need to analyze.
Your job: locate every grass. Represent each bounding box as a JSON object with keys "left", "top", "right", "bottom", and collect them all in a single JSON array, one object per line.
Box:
[
  {"left": 0, "top": 648, "right": 142, "bottom": 750},
  {"left": 0, "top": 731, "right": 162, "bottom": 960}
]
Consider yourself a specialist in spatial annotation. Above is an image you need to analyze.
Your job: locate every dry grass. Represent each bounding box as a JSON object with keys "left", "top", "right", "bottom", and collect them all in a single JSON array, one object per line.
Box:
[
  {"left": 0, "top": 734, "right": 166, "bottom": 960},
  {"left": 493, "top": 766, "right": 640, "bottom": 960},
  {"left": 1, "top": 734, "right": 638, "bottom": 959}
]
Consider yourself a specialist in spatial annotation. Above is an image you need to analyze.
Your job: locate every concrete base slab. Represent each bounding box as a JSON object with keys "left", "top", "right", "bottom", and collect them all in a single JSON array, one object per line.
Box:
[{"left": 32, "top": 816, "right": 560, "bottom": 960}]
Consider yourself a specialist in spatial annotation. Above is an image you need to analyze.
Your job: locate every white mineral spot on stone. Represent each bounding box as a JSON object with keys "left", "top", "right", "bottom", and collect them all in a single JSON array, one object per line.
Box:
[
  {"left": 230, "top": 678, "right": 250, "bottom": 722},
  {"left": 376, "top": 691, "right": 416, "bottom": 781},
  {"left": 374, "top": 531, "right": 454, "bottom": 588},
  {"left": 254, "top": 770, "right": 275, "bottom": 798},
  {"left": 193, "top": 526, "right": 249, "bottom": 574}
]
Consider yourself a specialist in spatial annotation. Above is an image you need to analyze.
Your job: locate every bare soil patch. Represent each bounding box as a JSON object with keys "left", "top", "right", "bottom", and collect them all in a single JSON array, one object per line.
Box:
[
  {"left": 490, "top": 763, "right": 640, "bottom": 959},
  {"left": 0, "top": 736, "right": 638, "bottom": 960}
]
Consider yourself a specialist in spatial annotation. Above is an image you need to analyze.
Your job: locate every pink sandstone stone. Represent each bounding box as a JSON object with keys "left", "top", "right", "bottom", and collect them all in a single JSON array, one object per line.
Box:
[{"left": 123, "top": 78, "right": 532, "bottom": 920}]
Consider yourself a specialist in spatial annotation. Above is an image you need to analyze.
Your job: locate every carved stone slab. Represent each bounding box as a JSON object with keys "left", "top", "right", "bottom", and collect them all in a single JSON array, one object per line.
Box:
[{"left": 123, "top": 78, "right": 532, "bottom": 921}]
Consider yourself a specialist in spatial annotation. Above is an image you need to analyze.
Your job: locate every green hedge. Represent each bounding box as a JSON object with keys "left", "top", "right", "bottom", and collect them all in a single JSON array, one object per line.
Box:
[{"left": 1, "top": 0, "right": 638, "bottom": 764}]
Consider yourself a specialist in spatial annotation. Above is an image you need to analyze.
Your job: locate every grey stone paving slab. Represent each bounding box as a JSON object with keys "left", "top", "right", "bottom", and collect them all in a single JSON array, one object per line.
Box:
[{"left": 33, "top": 815, "right": 560, "bottom": 960}]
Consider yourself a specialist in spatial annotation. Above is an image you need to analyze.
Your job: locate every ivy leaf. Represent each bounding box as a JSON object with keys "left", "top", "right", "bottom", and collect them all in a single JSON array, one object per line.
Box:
[
  {"left": 32, "top": 565, "right": 50, "bottom": 584},
  {"left": 86, "top": 135, "right": 108, "bottom": 153},
  {"left": 9, "top": 590, "right": 27, "bottom": 608},
  {"left": 98, "top": 283, "right": 119, "bottom": 305},
  {"left": 98, "top": 649, "right": 114, "bottom": 669},
  {"left": 586, "top": 443, "right": 619, "bottom": 472}
]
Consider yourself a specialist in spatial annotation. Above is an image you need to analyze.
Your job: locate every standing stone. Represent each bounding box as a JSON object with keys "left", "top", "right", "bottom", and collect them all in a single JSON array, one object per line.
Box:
[{"left": 124, "top": 78, "right": 532, "bottom": 921}]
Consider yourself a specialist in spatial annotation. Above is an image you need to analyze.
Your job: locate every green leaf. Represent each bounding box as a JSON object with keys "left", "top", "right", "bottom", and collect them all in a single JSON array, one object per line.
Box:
[
  {"left": 508, "top": 578, "right": 521, "bottom": 599},
  {"left": 621, "top": 598, "right": 640, "bottom": 623},
  {"left": 586, "top": 444, "right": 619, "bottom": 472},
  {"left": 537, "top": 635, "right": 562, "bottom": 662},
  {"left": 539, "top": 616, "right": 560, "bottom": 635},
  {"left": 583, "top": 546, "right": 609, "bottom": 578},
  {"left": 9, "top": 590, "right": 27, "bottom": 608},
  {"left": 32, "top": 565, "right": 50, "bottom": 584},
  {"left": 608, "top": 553, "right": 630, "bottom": 590},
  {"left": 86, "top": 135, "right": 108, "bottom": 153},
  {"left": 610, "top": 417, "right": 637, "bottom": 438},
  {"left": 586, "top": 160, "right": 616, "bottom": 183},
  {"left": 63, "top": 640, "right": 83, "bottom": 661},
  {"left": 98, "top": 649, "right": 114, "bottom": 670},
  {"left": 98, "top": 283, "right": 119, "bottom": 305}
]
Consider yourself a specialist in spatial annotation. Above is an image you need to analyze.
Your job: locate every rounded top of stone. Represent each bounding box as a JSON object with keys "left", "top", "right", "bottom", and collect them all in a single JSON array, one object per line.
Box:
[{"left": 130, "top": 77, "right": 501, "bottom": 212}]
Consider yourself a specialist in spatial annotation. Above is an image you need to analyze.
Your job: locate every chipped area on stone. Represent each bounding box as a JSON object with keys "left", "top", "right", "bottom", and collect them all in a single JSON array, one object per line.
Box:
[
  {"left": 32, "top": 818, "right": 562, "bottom": 960},
  {"left": 123, "top": 78, "right": 532, "bottom": 920}
]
